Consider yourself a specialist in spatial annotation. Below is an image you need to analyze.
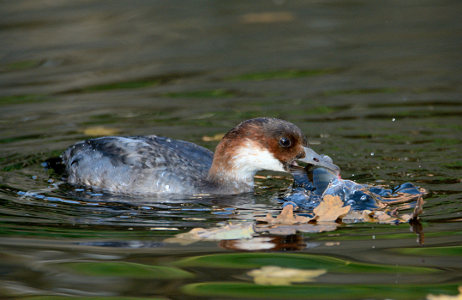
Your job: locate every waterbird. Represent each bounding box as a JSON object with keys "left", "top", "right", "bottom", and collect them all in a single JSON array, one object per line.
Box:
[{"left": 62, "top": 117, "right": 339, "bottom": 195}]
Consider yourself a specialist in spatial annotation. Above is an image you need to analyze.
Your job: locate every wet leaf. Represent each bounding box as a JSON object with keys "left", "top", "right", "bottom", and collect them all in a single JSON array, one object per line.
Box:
[
  {"left": 256, "top": 223, "right": 338, "bottom": 236},
  {"left": 313, "top": 195, "right": 351, "bottom": 222},
  {"left": 247, "top": 266, "right": 326, "bottom": 285},
  {"left": 222, "top": 237, "right": 276, "bottom": 251},
  {"left": 427, "top": 286, "right": 462, "bottom": 300},
  {"left": 164, "top": 223, "right": 255, "bottom": 245},
  {"left": 256, "top": 205, "right": 312, "bottom": 225},
  {"left": 82, "top": 126, "right": 120, "bottom": 136},
  {"left": 412, "top": 196, "right": 425, "bottom": 219}
]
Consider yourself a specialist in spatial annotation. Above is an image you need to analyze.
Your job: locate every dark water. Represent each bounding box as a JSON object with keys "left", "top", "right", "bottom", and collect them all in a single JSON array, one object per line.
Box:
[{"left": 1, "top": 1, "right": 461, "bottom": 299}]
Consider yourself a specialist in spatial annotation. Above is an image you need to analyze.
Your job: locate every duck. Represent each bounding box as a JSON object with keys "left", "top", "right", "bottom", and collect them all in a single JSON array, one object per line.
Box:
[{"left": 62, "top": 117, "right": 339, "bottom": 195}]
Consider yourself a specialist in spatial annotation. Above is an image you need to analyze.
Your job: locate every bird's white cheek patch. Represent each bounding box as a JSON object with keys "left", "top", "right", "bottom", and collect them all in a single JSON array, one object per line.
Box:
[{"left": 231, "top": 141, "right": 285, "bottom": 175}]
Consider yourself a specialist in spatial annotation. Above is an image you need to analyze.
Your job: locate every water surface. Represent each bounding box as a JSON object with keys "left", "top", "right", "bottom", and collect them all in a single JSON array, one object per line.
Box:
[{"left": 1, "top": 1, "right": 461, "bottom": 299}]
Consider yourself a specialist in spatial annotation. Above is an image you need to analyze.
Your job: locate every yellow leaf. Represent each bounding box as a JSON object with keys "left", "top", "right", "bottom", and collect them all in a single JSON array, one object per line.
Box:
[
  {"left": 427, "top": 286, "right": 462, "bottom": 300},
  {"left": 256, "top": 204, "right": 312, "bottom": 225},
  {"left": 248, "top": 266, "right": 326, "bottom": 286},
  {"left": 202, "top": 133, "right": 225, "bottom": 142},
  {"left": 164, "top": 223, "right": 255, "bottom": 245},
  {"left": 82, "top": 126, "right": 120, "bottom": 136},
  {"left": 373, "top": 211, "right": 398, "bottom": 223},
  {"left": 314, "top": 195, "right": 351, "bottom": 222}
]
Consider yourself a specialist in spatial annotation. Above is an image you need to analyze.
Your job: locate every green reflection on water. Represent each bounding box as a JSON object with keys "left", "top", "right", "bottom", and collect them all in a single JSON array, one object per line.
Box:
[
  {"left": 182, "top": 282, "right": 461, "bottom": 299},
  {"left": 23, "top": 296, "right": 167, "bottom": 300},
  {"left": 0, "top": 223, "right": 172, "bottom": 239},
  {"left": 161, "top": 89, "right": 237, "bottom": 98},
  {"left": 0, "top": 94, "right": 48, "bottom": 106},
  {"left": 394, "top": 245, "right": 462, "bottom": 256},
  {"left": 320, "top": 87, "right": 398, "bottom": 97},
  {"left": 3, "top": 59, "right": 41, "bottom": 71},
  {"left": 227, "top": 69, "right": 337, "bottom": 81},
  {"left": 79, "top": 79, "right": 162, "bottom": 92},
  {"left": 444, "top": 161, "right": 462, "bottom": 169},
  {"left": 60, "top": 261, "right": 194, "bottom": 279},
  {"left": 175, "top": 252, "right": 438, "bottom": 274}
]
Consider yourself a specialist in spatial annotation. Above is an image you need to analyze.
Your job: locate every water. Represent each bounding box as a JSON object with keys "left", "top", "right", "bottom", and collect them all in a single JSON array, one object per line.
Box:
[{"left": 1, "top": 0, "right": 461, "bottom": 299}]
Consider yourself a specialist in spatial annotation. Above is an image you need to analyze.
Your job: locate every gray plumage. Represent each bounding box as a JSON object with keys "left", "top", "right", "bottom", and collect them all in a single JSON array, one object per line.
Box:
[{"left": 63, "top": 135, "right": 214, "bottom": 194}]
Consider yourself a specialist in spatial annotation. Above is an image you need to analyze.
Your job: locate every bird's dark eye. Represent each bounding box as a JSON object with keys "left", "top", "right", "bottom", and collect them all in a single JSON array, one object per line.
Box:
[{"left": 279, "top": 137, "right": 291, "bottom": 148}]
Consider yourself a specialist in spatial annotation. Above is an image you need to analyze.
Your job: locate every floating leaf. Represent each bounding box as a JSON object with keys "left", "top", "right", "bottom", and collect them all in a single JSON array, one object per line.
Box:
[
  {"left": 412, "top": 196, "right": 424, "bottom": 219},
  {"left": 427, "top": 286, "right": 462, "bottom": 300},
  {"left": 202, "top": 133, "right": 225, "bottom": 142},
  {"left": 314, "top": 195, "right": 351, "bottom": 222},
  {"left": 247, "top": 266, "right": 326, "bottom": 286},
  {"left": 343, "top": 209, "right": 410, "bottom": 224},
  {"left": 164, "top": 223, "right": 255, "bottom": 245},
  {"left": 82, "top": 126, "right": 120, "bottom": 136},
  {"left": 256, "top": 205, "right": 312, "bottom": 225},
  {"left": 220, "top": 237, "right": 277, "bottom": 251}
]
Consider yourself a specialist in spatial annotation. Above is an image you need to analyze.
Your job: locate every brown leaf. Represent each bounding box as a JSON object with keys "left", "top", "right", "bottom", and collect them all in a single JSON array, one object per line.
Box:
[
  {"left": 412, "top": 196, "right": 424, "bottom": 219},
  {"left": 374, "top": 211, "right": 398, "bottom": 223},
  {"left": 256, "top": 204, "right": 312, "bottom": 225},
  {"left": 314, "top": 195, "right": 351, "bottom": 222},
  {"left": 342, "top": 210, "right": 372, "bottom": 223}
]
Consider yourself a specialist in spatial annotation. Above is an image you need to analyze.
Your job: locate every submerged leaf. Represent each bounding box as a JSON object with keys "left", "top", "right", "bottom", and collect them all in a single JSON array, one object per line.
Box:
[
  {"left": 256, "top": 204, "right": 312, "bottom": 225},
  {"left": 164, "top": 223, "right": 255, "bottom": 245},
  {"left": 256, "top": 223, "right": 338, "bottom": 236},
  {"left": 247, "top": 266, "right": 326, "bottom": 285},
  {"left": 314, "top": 195, "right": 351, "bottom": 222}
]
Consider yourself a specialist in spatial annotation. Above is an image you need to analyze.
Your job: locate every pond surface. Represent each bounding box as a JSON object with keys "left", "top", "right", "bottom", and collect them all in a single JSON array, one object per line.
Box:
[{"left": 1, "top": 1, "right": 461, "bottom": 299}]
